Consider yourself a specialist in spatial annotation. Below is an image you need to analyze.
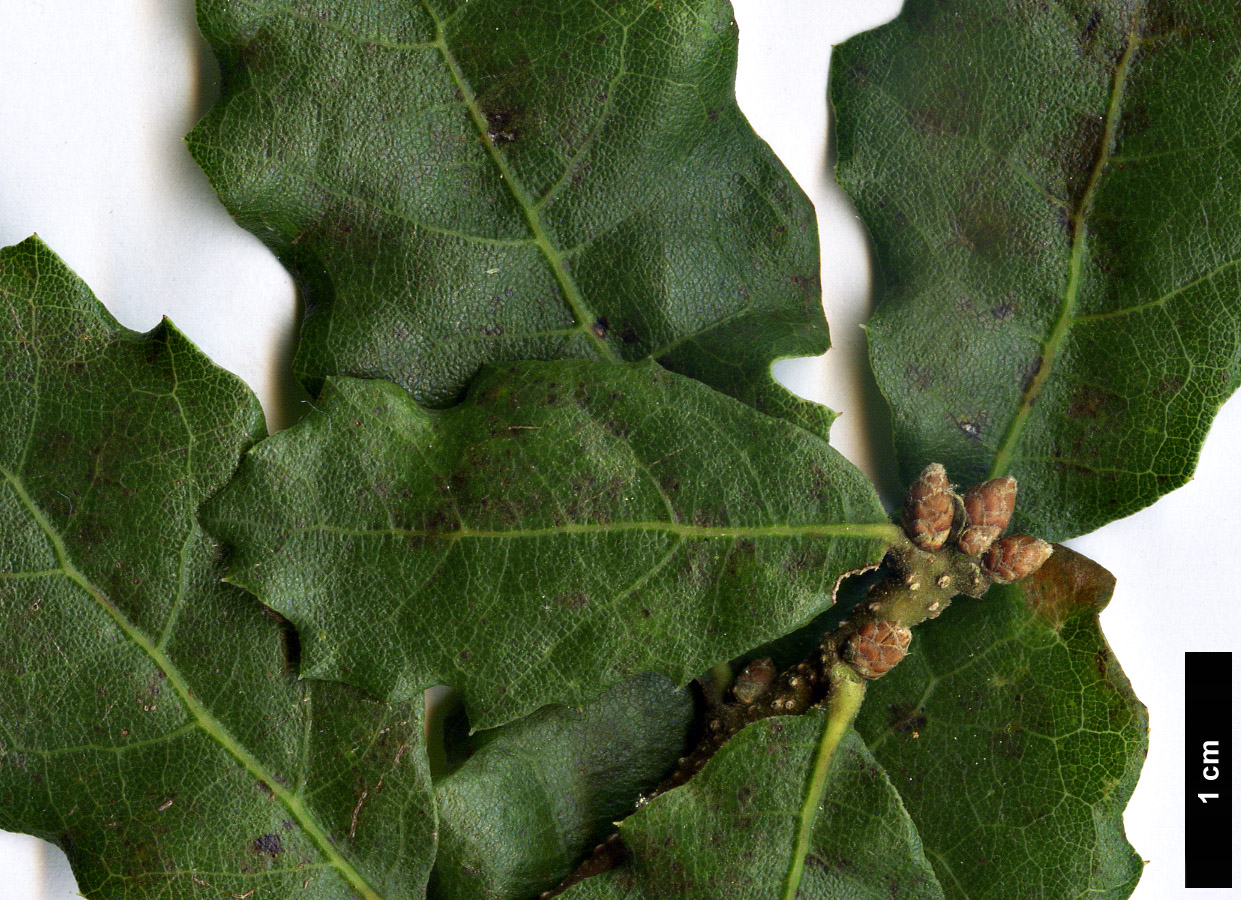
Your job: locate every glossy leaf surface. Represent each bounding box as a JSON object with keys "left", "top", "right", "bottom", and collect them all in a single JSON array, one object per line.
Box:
[
  {"left": 857, "top": 546, "right": 1147, "bottom": 900},
  {"left": 562, "top": 717, "right": 944, "bottom": 900},
  {"left": 201, "top": 359, "right": 895, "bottom": 728},
  {"left": 190, "top": 0, "right": 827, "bottom": 422},
  {"left": 0, "top": 237, "right": 436, "bottom": 900},
  {"left": 835, "top": 0, "right": 1241, "bottom": 539},
  {"left": 432, "top": 674, "right": 692, "bottom": 900}
]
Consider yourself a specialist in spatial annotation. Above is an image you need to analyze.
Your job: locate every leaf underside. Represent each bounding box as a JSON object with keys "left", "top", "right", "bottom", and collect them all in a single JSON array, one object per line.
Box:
[
  {"left": 835, "top": 0, "right": 1241, "bottom": 539},
  {"left": 0, "top": 0, "right": 1163, "bottom": 895},
  {"left": 201, "top": 359, "right": 894, "bottom": 729},
  {"left": 559, "top": 546, "right": 1145, "bottom": 900},
  {"left": 856, "top": 545, "right": 1147, "bottom": 900},
  {"left": 431, "top": 673, "right": 693, "bottom": 900},
  {"left": 189, "top": 0, "right": 830, "bottom": 431},
  {"left": 0, "top": 237, "right": 436, "bottom": 900},
  {"left": 562, "top": 717, "right": 944, "bottom": 900}
]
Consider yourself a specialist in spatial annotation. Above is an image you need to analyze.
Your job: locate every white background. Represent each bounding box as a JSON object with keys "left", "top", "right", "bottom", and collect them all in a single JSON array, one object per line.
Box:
[{"left": 0, "top": 1, "right": 1237, "bottom": 897}]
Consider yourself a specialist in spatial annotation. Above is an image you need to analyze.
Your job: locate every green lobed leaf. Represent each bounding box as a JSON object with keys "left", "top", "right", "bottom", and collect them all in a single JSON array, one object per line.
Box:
[
  {"left": 0, "top": 237, "right": 436, "bottom": 900},
  {"left": 200, "top": 359, "right": 896, "bottom": 728},
  {"left": 561, "top": 716, "right": 944, "bottom": 900},
  {"left": 855, "top": 545, "right": 1147, "bottom": 900},
  {"left": 833, "top": 0, "right": 1241, "bottom": 539},
  {"left": 189, "top": 0, "right": 829, "bottom": 428},
  {"left": 431, "top": 673, "right": 692, "bottom": 900}
]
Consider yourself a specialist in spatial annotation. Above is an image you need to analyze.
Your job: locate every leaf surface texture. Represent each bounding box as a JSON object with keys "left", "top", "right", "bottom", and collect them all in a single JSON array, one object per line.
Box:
[
  {"left": 431, "top": 674, "right": 692, "bottom": 900},
  {"left": 0, "top": 237, "right": 436, "bottom": 900},
  {"left": 562, "top": 717, "right": 944, "bottom": 900},
  {"left": 190, "top": 0, "right": 827, "bottom": 424},
  {"left": 857, "top": 546, "right": 1147, "bottom": 899},
  {"left": 835, "top": 0, "right": 1241, "bottom": 538},
  {"left": 202, "top": 359, "right": 893, "bottom": 727},
  {"left": 554, "top": 546, "right": 1145, "bottom": 900}
]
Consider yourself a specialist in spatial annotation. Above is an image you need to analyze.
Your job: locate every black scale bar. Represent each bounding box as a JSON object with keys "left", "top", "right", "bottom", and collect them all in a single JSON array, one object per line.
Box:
[{"left": 1186, "top": 652, "right": 1231, "bottom": 888}]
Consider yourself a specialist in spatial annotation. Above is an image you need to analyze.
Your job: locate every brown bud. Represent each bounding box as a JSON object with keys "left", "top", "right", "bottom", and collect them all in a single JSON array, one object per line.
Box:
[
  {"left": 901, "top": 463, "right": 955, "bottom": 550},
  {"left": 844, "top": 620, "right": 912, "bottom": 680},
  {"left": 732, "top": 657, "right": 776, "bottom": 704},
  {"left": 982, "top": 535, "right": 1053, "bottom": 583},
  {"left": 957, "top": 476, "right": 1017, "bottom": 555}
]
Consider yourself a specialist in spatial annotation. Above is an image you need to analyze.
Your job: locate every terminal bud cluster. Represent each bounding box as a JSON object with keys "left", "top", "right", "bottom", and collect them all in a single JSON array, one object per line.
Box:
[{"left": 544, "top": 464, "right": 1053, "bottom": 898}]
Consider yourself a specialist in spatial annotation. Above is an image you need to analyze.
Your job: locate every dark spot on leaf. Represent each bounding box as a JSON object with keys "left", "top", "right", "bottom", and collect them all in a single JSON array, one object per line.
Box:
[
  {"left": 990, "top": 294, "right": 1017, "bottom": 321},
  {"left": 238, "top": 37, "right": 268, "bottom": 68},
  {"left": 991, "top": 723, "right": 1025, "bottom": 759},
  {"left": 1055, "top": 206, "right": 1072, "bottom": 243},
  {"left": 887, "top": 703, "right": 928, "bottom": 738},
  {"left": 905, "top": 364, "right": 933, "bottom": 391},
  {"left": 1119, "top": 99, "right": 1152, "bottom": 139},
  {"left": 951, "top": 412, "right": 987, "bottom": 441},
  {"left": 1079, "top": 9, "right": 1102, "bottom": 49},
  {"left": 782, "top": 546, "right": 825, "bottom": 572},
  {"left": 807, "top": 463, "right": 832, "bottom": 502},
  {"left": 557, "top": 592, "right": 589, "bottom": 610},
  {"left": 1020, "top": 357, "right": 1042, "bottom": 393},
  {"left": 459, "top": 650, "right": 471, "bottom": 661},
  {"left": 250, "top": 833, "right": 283, "bottom": 857},
  {"left": 1066, "top": 384, "right": 1112, "bottom": 419},
  {"left": 1156, "top": 375, "right": 1184, "bottom": 396},
  {"left": 483, "top": 106, "right": 522, "bottom": 145},
  {"left": 960, "top": 197, "right": 1023, "bottom": 259},
  {"left": 1143, "top": 0, "right": 1197, "bottom": 39},
  {"left": 1056, "top": 112, "right": 1106, "bottom": 209},
  {"left": 591, "top": 316, "right": 609, "bottom": 339}
]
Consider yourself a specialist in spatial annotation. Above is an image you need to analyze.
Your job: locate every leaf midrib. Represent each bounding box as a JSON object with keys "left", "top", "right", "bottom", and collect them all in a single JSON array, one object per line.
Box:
[
  {"left": 0, "top": 465, "right": 387, "bottom": 900},
  {"left": 988, "top": 19, "right": 1143, "bottom": 478},
  {"left": 300, "top": 520, "right": 904, "bottom": 542},
  {"left": 424, "top": 2, "right": 621, "bottom": 364},
  {"left": 781, "top": 677, "right": 867, "bottom": 900}
]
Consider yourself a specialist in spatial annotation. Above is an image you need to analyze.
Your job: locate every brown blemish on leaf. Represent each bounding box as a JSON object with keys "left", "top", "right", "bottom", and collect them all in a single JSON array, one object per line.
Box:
[
  {"left": 249, "top": 833, "right": 283, "bottom": 858},
  {"left": 1021, "top": 544, "right": 1116, "bottom": 627},
  {"left": 1095, "top": 647, "right": 1110, "bottom": 677},
  {"left": 1066, "top": 383, "right": 1120, "bottom": 420},
  {"left": 483, "top": 106, "right": 522, "bottom": 145},
  {"left": 1155, "top": 375, "right": 1184, "bottom": 397},
  {"left": 1118, "top": 99, "right": 1152, "bottom": 140},
  {"left": 990, "top": 294, "right": 1018, "bottom": 322},
  {"left": 886, "top": 703, "right": 928, "bottom": 738},
  {"left": 1142, "top": 0, "right": 1199, "bottom": 40},
  {"left": 960, "top": 197, "right": 1025, "bottom": 260},
  {"left": 1019, "top": 356, "right": 1043, "bottom": 393},
  {"left": 950, "top": 412, "right": 988, "bottom": 441},
  {"left": 1056, "top": 112, "right": 1106, "bottom": 209},
  {"left": 1077, "top": 9, "right": 1104, "bottom": 53},
  {"left": 905, "top": 363, "right": 933, "bottom": 391},
  {"left": 556, "top": 592, "right": 589, "bottom": 610},
  {"left": 990, "top": 722, "right": 1025, "bottom": 760}
]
